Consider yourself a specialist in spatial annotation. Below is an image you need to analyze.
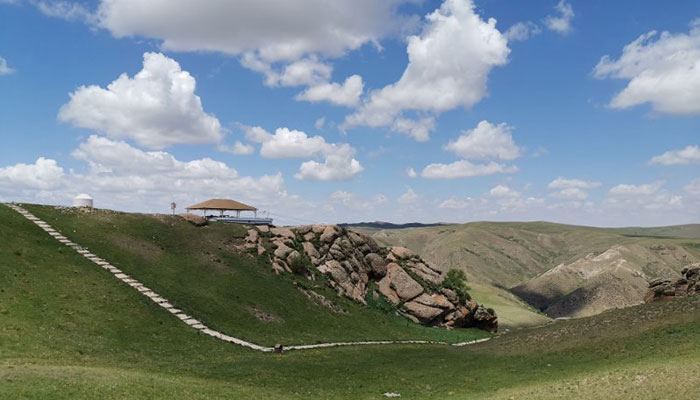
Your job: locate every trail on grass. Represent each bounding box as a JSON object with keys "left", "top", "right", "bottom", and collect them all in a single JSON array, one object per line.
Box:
[{"left": 4, "top": 203, "right": 490, "bottom": 353}]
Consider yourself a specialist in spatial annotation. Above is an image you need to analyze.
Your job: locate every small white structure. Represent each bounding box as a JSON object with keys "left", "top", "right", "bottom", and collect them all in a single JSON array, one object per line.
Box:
[{"left": 73, "top": 193, "right": 93, "bottom": 208}]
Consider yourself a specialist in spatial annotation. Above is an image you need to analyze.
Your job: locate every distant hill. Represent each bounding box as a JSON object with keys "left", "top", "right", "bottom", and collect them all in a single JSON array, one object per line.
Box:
[
  {"left": 340, "top": 221, "right": 447, "bottom": 230},
  {"left": 359, "top": 221, "right": 700, "bottom": 322}
]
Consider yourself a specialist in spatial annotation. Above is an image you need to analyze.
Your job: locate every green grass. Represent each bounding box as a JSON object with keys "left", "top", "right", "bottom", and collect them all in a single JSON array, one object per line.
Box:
[
  {"left": 3, "top": 204, "right": 700, "bottom": 399},
  {"left": 15, "top": 204, "right": 486, "bottom": 346}
]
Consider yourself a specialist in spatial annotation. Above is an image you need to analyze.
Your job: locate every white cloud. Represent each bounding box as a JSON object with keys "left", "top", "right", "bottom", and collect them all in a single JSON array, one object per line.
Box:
[
  {"left": 504, "top": 21, "right": 541, "bottom": 42},
  {"left": 548, "top": 177, "right": 602, "bottom": 189},
  {"left": 544, "top": 1, "right": 574, "bottom": 35},
  {"left": 391, "top": 117, "right": 435, "bottom": 142},
  {"left": 329, "top": 190, "right": 388, "bottom": 210},
  {"left": 72, "top": 135, "right": 239, "bottom": 179},
  {"left": 241, "top": 126, "right": 363, "bottom": 181},
  {"left": 594, "top": 22, "right": 700, "bottom": 114},
  {"left": 438, "top": 197, "right": 473, "bottom": 209},
  {"left": 295, "top": 152, "right": 363, "bottom": 181},
  {"left": 59, "top": 52, "right": 223, "bottom": 149},
  {"left": 406, "top": 167, "right": 417, "bottom": 178},
  {"left": 686, "top": 179, "right": 700, "bottom": 197},
  {"left": 33, "top": 1, "right": 97, "bottom": 24},
  {"left": 488, "top": 184, "right": 520, "bottom": 198},
  {"left": 314, "top": 117, "right": 326, "bottom": 130},
  {"left": 421, "top": 160, "right": 517, "bottom": 179},
  {"left": 96, "top": 0, "right": 413, "bottom": 63},
  {"left": 0, "top": 157, "right": 64, "bottom": 189},
  {"left": 345, "top": 0, "right": 509, "bottom": 141},
  {"left": 398, "top": 187, "right": 419, "bottom": 204},
  {"left": 218, "top": 141, "right": 255, "bottom": 155},
  {"left": 296, "top": 75, "right": 363, "bottom": 107},
  {"left": 445, "top": 120, "right": 521, "bottom": 160},
  {"left": 551, "top": 187, "right": 588, "bottom": 200},
  {"left": 0, "top": 56, "right": 14, "bottom": 75},
  {"left": 649, "top": 145, "right": 700, "bottom": 165},
  {"left": 608, "top": 181, "right": 664, "bottom": 197}
]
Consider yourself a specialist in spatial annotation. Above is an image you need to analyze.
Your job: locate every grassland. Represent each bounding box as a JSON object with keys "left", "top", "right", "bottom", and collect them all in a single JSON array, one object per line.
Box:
[
  {"left": 362, "top": 221, "right": 700, "bottom": 325},
  {"left": 2, "top": 204, "right": 700, "bottom": 398}
]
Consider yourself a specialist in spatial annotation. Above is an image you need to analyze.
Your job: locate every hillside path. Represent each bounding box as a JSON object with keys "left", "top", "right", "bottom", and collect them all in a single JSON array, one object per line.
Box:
[{"left": 4, "top": 203, "right": 490, "bottom": 352}]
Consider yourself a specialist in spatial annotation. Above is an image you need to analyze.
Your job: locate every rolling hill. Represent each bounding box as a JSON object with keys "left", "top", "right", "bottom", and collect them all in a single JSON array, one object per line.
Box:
[
  {"left": 354, "top": 221, "right": 700, "bottom": 322},
  {"left": 3, "top": 204, "right": 700, "bottom": 398}
]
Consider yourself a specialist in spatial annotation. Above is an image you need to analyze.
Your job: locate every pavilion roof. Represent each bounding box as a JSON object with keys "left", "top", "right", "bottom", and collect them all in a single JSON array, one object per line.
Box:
[{"left": 185, "top": 198, "right": 257, "bottom": 211}]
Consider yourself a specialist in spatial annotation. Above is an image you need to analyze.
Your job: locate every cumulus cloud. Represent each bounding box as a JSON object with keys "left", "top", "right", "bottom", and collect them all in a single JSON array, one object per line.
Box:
[
  {"left": 0, "top": 56, "right": 14, "bottom": 75},
  {"left": 296, "top": 75, "right": 364, "bottom": 107},
  {"left": 551, "top": 187, "right": 588, "bottom": 200},
  {"left": 421, "top": 160, "right": 517, "bottom": 179},
  {"left": 504, "top": 21, "right": 541, "bottom": 42},
  {"left": 0, "top": 157, "right": 64, "bottom": 189},
  {"left": 329, "top": 190, "right": 388, "bottom": 210},
  {"left": 0, "top": 136, "right": 302, "bottom": 220},
  {"left": 59, "top": 52, "right": 223, "bottom": 149},
  {"left": 649, "top": 145, "right": 700, "bottom": 165},
  {"left": 33, "top": 1, "right": 97, "bottom": 24},
  {"left": 686, "top": 179, "right": 700, "bottom": 197},
  {"left": 438, "top": 197, "right": 473, "bottom": 209},
  {"left": 398, "top": 187, "right": 419, "bottom": 204},
  {"left": 391, "top": 117, "right": 435, "bottom": 142},
  {"left": 594, "top": 21, "right": 700, "bottom": 114},
  {"left": 548, "top": 177, "right": 602, "bottom": 189},
  {"left": 406, "top": 167, "right": 417, "bottom": 178},
  {"left": 544, "top": 1, "right": 574, "bottom": 34},
  {"left": 608, "top": 181, "right": 664, "bottom": 197},
  {"left": 488, "top": 184, "right": 520, "bottom": 198},
  {"left": 606, "top": 181, "right": 682, "bottom": 212},
  {"left": 445, "top": 120, "right": 521, "bottom": 160},
  {"left": 96, "top": 0, "right": 413, "bottom": 63},
  {"left": 218, "top": 141, "right": 255, "bottom": 155},
  {"left": 244, "top": 126, "right": 363, "bottom": 181},
  {"left": 345, "top": 0, "right": 510, "bottom": 141}
]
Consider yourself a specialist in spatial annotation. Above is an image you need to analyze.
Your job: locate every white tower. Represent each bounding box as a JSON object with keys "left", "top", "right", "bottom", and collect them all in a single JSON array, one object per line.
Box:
[{"left": 73, "top": 193, "right": 94, "bottom": 208}]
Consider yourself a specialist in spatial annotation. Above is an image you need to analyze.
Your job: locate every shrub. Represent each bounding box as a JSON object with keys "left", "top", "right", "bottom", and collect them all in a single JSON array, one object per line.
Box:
[
  {"left": 289, "top": 252, "right": 313, "bottom": 275},
  {"left": 365, "top": 282, "right": 395, "bottom": 314},
  {"left": 442, "top": 269, "right": 471, "bottom": 304}
]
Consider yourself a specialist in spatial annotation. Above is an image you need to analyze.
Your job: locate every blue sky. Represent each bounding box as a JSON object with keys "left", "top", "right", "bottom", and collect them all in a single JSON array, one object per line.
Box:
[{"left": 0, "top": 0, "right": 698, "bottom": 226}]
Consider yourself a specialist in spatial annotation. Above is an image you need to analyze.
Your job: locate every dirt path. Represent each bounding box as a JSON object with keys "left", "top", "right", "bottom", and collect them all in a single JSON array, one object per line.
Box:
[{"left": 4, "top": 203, "right": 490, "bottom": 352}]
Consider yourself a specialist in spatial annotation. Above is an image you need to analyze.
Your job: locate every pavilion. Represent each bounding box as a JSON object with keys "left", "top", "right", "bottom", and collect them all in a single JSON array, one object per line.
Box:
[{"left": 185, "top": 198, "right": 272, "bottom": 225}]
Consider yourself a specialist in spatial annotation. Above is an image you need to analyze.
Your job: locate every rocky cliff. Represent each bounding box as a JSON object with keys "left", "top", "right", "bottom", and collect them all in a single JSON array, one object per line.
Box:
[
  {"left": 239, "top": 224, "right": 498, "bottom": 332},
  {"left": 646, "top": 263, "right": 700, "bottom": 302}
]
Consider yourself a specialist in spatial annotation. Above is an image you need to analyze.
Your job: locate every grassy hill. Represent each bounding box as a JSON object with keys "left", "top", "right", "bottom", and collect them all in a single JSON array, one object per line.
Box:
[
  {"left": 358, "top": 221, "right": 700, "bottom": 324},
  {"left": 2, "top": 204, "right": 700, "bottom": 398}
]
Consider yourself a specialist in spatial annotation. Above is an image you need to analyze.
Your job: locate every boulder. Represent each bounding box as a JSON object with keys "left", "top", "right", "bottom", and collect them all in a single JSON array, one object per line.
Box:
[
  {"left": 273, "top": 242, "right": 294, "bottom": 259},
  {"left": 440, "top": 288, "right": 458, "bottom": 303},
  {"left": 311, "top": 224, "right": 327, "bottom": 234},
  {"left": 270, "top": 227, "right": 295, "bottom": 239},
  {"left": 389, "top": 246, "right": 413, "bottom": 259},
  {"left": 377, "top": 277, "right": 400, "bottom": 305},
  {"left": 245, "top": 229, "right": 259, "bottom": 243},
  {"left": 296, "top": 225, "right": 313, "bottom": 235},
  {"left": 386, "top": 263, "right": 423, "bottom": 301},
  {"left": 320, "top": 226, "right": 339, "bottom": 243},
  {"left": 258, "top": 225, "right": 269, "bottom": 233},
  {"left": 286, "top": 250, "right": 301, "bottom": 267},
  {"left": 404, "top": 301, "right": 444, "bottom": 323},
  {"left": 302, "top": 242, "right": 320, "bottom": 260},
  {"left": 303, "top": 232, "right": 315, "bottom": 242},
  {"left": 413, "top": 293, "right": 454, "bottom": 310},
  {"left": 364, "top": 253, "right": 387, "bottom": 277}
]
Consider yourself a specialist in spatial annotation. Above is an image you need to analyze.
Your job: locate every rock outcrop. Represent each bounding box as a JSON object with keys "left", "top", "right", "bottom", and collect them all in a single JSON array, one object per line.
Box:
[
  {"left": 240, "top": 225, "right": 497, "bottom": 332},
  {"left": 646, "top": 263, "right": 700, "bottom": 302}
]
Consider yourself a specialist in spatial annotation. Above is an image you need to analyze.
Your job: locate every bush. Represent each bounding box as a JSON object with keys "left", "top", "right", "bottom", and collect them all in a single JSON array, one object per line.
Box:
[
  {"left": 289, "top": 252, "right": 313, "bottom": 275},
  {"left": 364, "top": 282, "right": 395, "bottom": 314},
  {"left": 442, "top": 269, "right": 471, "bottom": 304}
]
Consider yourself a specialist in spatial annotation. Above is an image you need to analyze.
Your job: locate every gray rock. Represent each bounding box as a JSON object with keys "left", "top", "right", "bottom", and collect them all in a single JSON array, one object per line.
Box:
[
  {"left": 273, "top": 242, "right": 293, "bottom": 259},
  {"left": 386, "top": 263, "right": 423, "bottom": 301},
  {"left": 270, "top": 227, "right": 295, "bottom": 239},
  {"left": 377, "top": 277, "right": 400, "bottom": 305},
  {"left": 320, "top": 226, "right": 339, "bottom": 243},
  {"left": 404, "top": 301, "right": 444, "bottom": 323},
  {"left": 364, "top": 253, "right": 387, "bottom": 277}
]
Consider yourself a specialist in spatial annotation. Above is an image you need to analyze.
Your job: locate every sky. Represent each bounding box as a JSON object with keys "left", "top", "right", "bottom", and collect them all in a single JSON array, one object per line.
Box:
[{"left": 0, "top": 0, "right": 699, "bottom": 227}]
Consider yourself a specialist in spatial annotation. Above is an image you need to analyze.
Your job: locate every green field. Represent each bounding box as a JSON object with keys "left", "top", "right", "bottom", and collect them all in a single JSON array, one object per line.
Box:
[{"left": 3, "top": 204, "right": 700, "bottom": 398}]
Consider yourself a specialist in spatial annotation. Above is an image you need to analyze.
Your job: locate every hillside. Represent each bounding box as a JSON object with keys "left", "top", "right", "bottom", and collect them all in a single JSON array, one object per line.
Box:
[
  {"left": 3, "top": 203, "right": 700, "bottom": 398},
  {"left": 360, "top": 221, "right": 700, "bottom": 322}
]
